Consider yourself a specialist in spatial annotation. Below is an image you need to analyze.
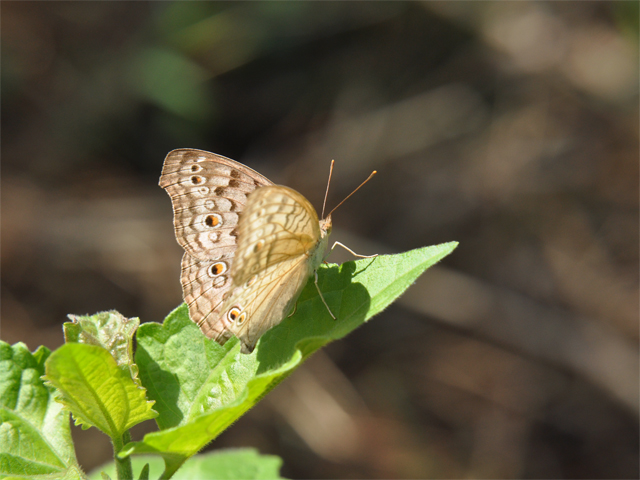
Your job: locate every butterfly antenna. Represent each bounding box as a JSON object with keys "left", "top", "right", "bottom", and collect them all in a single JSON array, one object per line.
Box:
[
  {"left": 321, "top": 160, "right": 335, "bottom": 219},
  {"left": 326, "top": 169, "right": 377, "bottom": 218}
]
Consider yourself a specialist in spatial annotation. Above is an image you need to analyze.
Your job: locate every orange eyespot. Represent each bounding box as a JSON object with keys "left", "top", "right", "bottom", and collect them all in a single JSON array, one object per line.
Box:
[
  {"left": 208, "top": 262, "right": 227, "bottom": 276},
  {"left": 191, "top": 176, "right": 203, "bottom": 185},
  {"left": 253, "top": 239, "right": 265, "bottom": 253},
  {"left": 236, "top": 312, "right": 247, "bottom": 325},
  {"left": 228, "top": 307, "right": 242, "bottom": 322},
  {"left": 205, "top": 214, "right": 221, "bottom": 227}
]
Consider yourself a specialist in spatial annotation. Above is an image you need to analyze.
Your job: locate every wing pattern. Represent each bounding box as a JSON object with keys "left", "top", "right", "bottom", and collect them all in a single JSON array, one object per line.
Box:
[
  {"left": 218, "top": 186, "right": 325, "bottom": 353},
  {"left": 159, "top": 149, "right": 273, "bottom": 338}
]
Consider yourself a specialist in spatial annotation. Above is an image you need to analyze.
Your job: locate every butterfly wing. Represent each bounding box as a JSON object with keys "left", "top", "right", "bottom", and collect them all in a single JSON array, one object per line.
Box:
[
  {"left": 218, "top": 185, "right": 330, "bottom": 353},
  {"left": 159, "top": 149, "right": 273, "bottom": 338},
  {"left": 160, "top": 149, "right": 273, "bottom": 260},
  {"left": 226, "top": 256, "right": 312, "bottom": 353}
]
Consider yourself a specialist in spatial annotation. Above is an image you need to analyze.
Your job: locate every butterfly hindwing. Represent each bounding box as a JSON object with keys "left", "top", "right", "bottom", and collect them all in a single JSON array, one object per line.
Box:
[{"left": 180, "top": 252, "right": 233, "bottom": 343}]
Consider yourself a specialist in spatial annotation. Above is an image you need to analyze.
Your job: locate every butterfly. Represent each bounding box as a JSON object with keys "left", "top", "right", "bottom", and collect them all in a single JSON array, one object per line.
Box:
[{"left": 160, "top": 148, "right": 374, "bottom": 354}]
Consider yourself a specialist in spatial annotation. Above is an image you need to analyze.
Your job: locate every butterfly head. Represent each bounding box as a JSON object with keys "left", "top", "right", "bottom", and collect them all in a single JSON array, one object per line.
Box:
[{"left": 319, "top": 215, "right": 332, "bottom": 237}]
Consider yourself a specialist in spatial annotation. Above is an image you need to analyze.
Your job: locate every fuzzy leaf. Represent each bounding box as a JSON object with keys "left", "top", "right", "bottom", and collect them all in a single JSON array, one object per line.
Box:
[
  {"left": 126, "top": 244, "right": 457, "bottom": 471},
  {"left": 43, "top": 343, "right": 157, "bottom": 437},
  {"left": 89, "top": 449, "right": 283, "bottom": 480},
  {"left": 64, "top": 311, "right": 140, "bottom": 385},
  {"left": 0, "top": 342, "right": 82, "bottom": 479}
]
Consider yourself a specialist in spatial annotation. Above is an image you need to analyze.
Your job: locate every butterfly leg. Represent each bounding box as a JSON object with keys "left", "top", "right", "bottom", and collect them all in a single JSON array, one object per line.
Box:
[
  {"left": 315, "top": 270, "right": 336, "bottom": 320},
  {"left": 329, "top": 241, "right": 378, "bottom": 259}
]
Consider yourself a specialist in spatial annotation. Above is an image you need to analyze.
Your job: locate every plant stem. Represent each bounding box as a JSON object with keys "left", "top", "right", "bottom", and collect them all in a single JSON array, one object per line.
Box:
[{"left": 112, "top": 431, "right": 133, "bottom": 480}]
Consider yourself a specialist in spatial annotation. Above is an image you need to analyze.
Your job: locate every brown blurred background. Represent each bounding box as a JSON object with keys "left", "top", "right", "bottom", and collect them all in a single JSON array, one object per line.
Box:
[{"left": 2, "top": 2, "right": 638, "bottom": 478}]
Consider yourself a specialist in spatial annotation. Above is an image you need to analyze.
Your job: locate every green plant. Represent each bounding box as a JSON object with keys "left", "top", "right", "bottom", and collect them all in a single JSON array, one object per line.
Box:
[{"left": 0, "top": 243, "right": 457, "bottom": 480}]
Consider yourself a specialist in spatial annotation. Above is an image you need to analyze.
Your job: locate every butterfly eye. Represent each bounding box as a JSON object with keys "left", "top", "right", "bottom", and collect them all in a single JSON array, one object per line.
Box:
[
  {"left": 190, "top": 164, "right": 202, "bottom": 173},
  {"left": 191, "top": 176, "right": 205, "bottom": 185},
  {"left": 236, "top": 312, "right": 247, "bottom": 325},
  {"left": 205, "top": 214, "right": 222, "bottom": 227}
]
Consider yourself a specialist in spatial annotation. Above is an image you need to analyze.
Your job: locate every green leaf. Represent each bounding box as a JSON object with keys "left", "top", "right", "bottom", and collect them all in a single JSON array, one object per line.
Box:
[
  {"left": 137, "top": 463, "right": 149, "bottom": 480},
  {"left": 127, "top": 244, "right": 456, "bottom": 470},
  {"left": 121, "top": 242, "right": 457, "bottom": 474},
  {"left": 43, "top": 343, "right": 157, "bottom": 437},
  {"left": 0, "top": 342, "right": 82, "bottom": 479},
  {"left": 89, "top": 449, "right": 283, "bottom": 480},
  {"left": 64, "top": 311, "right": 141, "bottom": 385}
]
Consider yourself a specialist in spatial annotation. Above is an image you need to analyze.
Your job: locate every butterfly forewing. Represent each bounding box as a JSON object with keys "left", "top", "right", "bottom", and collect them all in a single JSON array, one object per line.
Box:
[
  {"left": 231, "top": 186, "right": 321, "bottom": 284},
  {"left": 159, "top": 149, "right": 273, "bottom": 340},
  {"left": 220, "top": 186, "right": 329, "bottom": 353},
  {"left": 160, "top": 149, "right": 273, "bottom": 260}
]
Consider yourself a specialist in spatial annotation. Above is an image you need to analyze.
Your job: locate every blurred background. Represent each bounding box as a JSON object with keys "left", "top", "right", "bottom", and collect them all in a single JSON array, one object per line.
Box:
[{"left": 2, "top": 2, "right": 638, "bottom": 478}]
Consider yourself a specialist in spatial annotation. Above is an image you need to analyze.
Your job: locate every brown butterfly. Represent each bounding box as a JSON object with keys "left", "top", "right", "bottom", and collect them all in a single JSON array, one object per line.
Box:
[{"left": 160, "top": 149, "right": 374, "bottom": 353}]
